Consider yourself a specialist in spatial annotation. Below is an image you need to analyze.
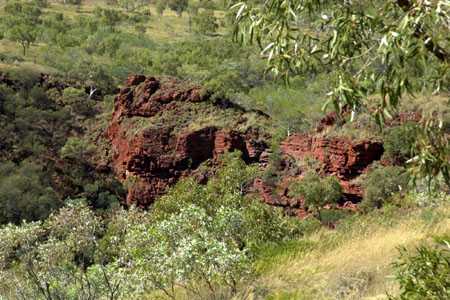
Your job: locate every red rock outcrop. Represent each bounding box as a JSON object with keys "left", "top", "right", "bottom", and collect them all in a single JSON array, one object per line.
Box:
[
  {"left": 281, "top": 134, "right": 383, "bottom": 180},
  {"left": 107, "top": 75, "right": 269, "bottom": 206},
  {"left": 282, "top": 134, "right": 382, "bottom": 199},
  {"left": 252, "top": 134, "right": 384, "bottom": 216},
  {"left": 107, "top": 75, "right": 387, "bottom": 213}
]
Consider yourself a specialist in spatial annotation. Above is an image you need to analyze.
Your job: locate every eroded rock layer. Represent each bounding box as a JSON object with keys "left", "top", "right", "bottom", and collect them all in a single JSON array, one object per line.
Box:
[
  {"left": 254, "top": 134, "right": 384, "bottom": 216},
  {"left": 107, "top": 75, "right": 269, "bottom": 206},
  {"left": 107, "top": 75, "right": 386, "bottom": 212}
]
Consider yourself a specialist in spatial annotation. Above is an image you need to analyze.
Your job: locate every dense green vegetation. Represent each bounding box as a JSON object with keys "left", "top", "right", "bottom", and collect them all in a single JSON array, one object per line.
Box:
[{"left": 0, "top": 0, "right": 448, "bottom": 299}]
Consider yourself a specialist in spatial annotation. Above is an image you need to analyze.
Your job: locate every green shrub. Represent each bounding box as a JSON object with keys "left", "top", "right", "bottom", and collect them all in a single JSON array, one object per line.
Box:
[
  {"left": 192, "top": 9, "right": 219, "bottom": 35},
  {"left": 319, "top": 209, "right": 352, "bottom": 226},
  {"left": 289, "top": 171, "right": 343, "bottom": 218},
  {"left": 383, "top": 123, "right": 417, "bottom": 163},
  {"left": 390, "top": 238, "right": 450, "bottom": 300},
  {"left": 60, "top": 136, "right": 95, "bottom": 161},
  {"left": 0, "top": 202, "right": 119, "bottom": 300},
  {"left": 262, "top": 147, "right": 284, "bottom": 186},
  {"left": 0, "top": 160, "right": 59, "bottom": 224},
  {"left": 122, "top": 154, "right": 302, "bottom": 298},
  {"left": 61, "top": 87, "right": 96, "bottom": 117},
  {"left": 361, "top": 166, "right": 410, "bottom": 212},
  {"left": 152, "top": 152, "right": 298, "bottom": 251}
]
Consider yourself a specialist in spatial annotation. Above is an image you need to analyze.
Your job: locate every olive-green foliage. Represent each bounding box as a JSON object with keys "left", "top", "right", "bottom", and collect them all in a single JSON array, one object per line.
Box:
[
  {"left": 289, "top": 171, "right": 343, "bottom": 214},
  {"left": 383, "top": 123, "right": 417, "bottom": 163},
  {"left": 232, "top": 0, "right": 449, "bottom": 121},
  {"left": 152, "top": 152, "right": 301, "bottom": 251},
  {"left": 0, "top": 161, "right": 59, "bottom": 224},
  {"left": 231, "top": 0, "right": 449, "bottom": 189},
  {"left": 156, "top": 0, "right": 166, "bottom": 15},
  {"left": 0, "top": 154, "right": 302, "bottom": 299},
  {"left": 390, "top": 237, "right": 450, "bottom": 300},
  {"left": 361, "top": 166, "right": 410, "bottom": 212},
  {"left": 118, "top": 0, "right": 143, "bottom": 12},
  {"left": 0, "top": 79, "right": 72, "bottom": 160},
  {"left": 60, "top": 136, "right": 96, "bottom": 161},
  {"left": 192, "top": 9, "right": 218, "bottom": 35},
  {"left": 0, "top": 202, "right": 121, "bottom": 300},
  {"left": 60, "top": 87, "right": 97, "bottom": 117},
  {"left": 319, "top": 209, "right": 352, "bottom": 226},
  {"left": 246, "top": 74, "right": 328, "bottom": 135},
  {"left": 409, "top": 119, "right": 450, "bottom": 191},
  {"left": 146, "top": 38, "right": 265, "bottom": 97},
  {"left": 115, "top": 153, "right": 302, "bottom": 298},
  {"left": 93, "top": 7, "right": 124, "bottom": 30},
  {"left": 168, "top": 0, "right": 188, "bottom": 17},
  {"left": 3, "top": 1, "right": 42, "bottom": 55},
  {"left": 0, "top": 75, "right": 124, "bottom": 221},
  {"left": 0, "top": 2, "right": 269, "bottom": 100},
  {"left": 65, "top": 0, "right": 82, "bottom": 5}
]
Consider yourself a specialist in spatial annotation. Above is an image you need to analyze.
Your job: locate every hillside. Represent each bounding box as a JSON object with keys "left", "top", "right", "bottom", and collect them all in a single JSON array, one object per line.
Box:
[{"left": 0, "top": 0, "right": 449, "bottom": 300}]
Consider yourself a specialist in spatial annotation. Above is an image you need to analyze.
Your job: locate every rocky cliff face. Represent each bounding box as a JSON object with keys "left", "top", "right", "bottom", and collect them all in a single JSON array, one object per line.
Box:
[
  {"left": 281, "top": 134, "right": 383, "bottom": 179},
  {"left": 107, "top": 75, "right": 269, "bottom": 206},
  {"left": 107, "top": 75, "right": 386, "bottom": 212},
  {"left": 254, "top": 134, "right": 384, "bottom": 216}
]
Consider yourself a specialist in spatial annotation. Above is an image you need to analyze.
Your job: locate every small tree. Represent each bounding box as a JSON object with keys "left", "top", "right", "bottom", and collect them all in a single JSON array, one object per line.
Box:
[
  {"left": 0, "top": 161, "right": 59, "bottom": 225},
  {"left": 118, "top": 0, "right": 138, "bottom": 11},
  {"left": 361, "top": 166, "right": 410, "bottom": 212},
  {"left": 289, "top": 171, "right": 342, "bottom": 219},
  {"left": 168, "top": 0, "right": 188, "bottom": 17},
  {"left": 192, "top": 9, "right": 219, "bottom": 35},
  {"left": 60, "top": 136, "right": 95, "bottom": 161},
  {"left": 3, "top": 2, "right": 42, "bottom": 56},
  {"left": 0, "top": 202, "right": 124, "bottom": 300},
  {"left": 123, "top": 205, "right": 251, "bottom": 299},
  {"left": 99, "top": 8, "right": 123, "bottom": 30},
  {"left": 231, "top": 0, "right": 449, "bottom": 189},
  {"left": 7, "top": 25, "right": 38, "bottom": 56},
  {"left": 155, "top": 0, "right": 166, "bottom": 16},
  {"left": 383, "top": 123, "right": 418, "bottom": 164}
]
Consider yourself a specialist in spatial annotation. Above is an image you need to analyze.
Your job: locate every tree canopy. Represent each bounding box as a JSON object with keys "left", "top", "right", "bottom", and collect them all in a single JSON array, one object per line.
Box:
[
  {"left": 231, "top": 0, "right": 449, "bottom": 187},
  {"left": 231, "top": 0, "right": 448, "bottom": 119}
]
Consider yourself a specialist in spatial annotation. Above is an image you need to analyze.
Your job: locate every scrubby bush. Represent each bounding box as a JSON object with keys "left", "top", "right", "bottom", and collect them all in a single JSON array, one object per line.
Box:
[
  {"left": 152, "top": 152, "right": 300, "bottom": 250},
  {"left": 361, "top": 166, "right": 410, "bottom": 212},
  {"left": 319, "top": 209, "right": 352, "bottom": 226},
  {"left": 0, "top": 202, "right": 123, "bottom": 300},
  {"left": 383, "top": 123, "right": 417, "bottom": 164},
  {"left": 192, "top": 9, "right": 218, "bottom": 35},
  {"left": 390, "top": 237, "right": 450, "bottom": 300},
  {"left": 0, "top": 161, "right": 59, "bottom": 224},
  {"left": 156, "top": 0, "right": 166, "bottom": 15},
  {"left": 0, "top": 153, "right": 303, "bottom": 299},
  {"left": 61, "top": 137, "right": 95, "bottom": 161},
  {"left": 168, "top": 0, "right": 188, "bottom": 17},
  {"left": 123, "top": 204, "right": 251, "bottom": 299},
  {"left": 121, "top": 153, "right": 302, "bottom": 297},
  {"left": 289, "top": 171, "right": 342, "bottom": 219},
  {"left": 61, "top": 87, "right": 96, "bottom": 117}
]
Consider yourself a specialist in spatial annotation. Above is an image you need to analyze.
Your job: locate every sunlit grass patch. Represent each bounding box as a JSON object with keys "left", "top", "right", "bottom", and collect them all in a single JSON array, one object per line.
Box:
[{"left": 255, "top": 202, "right": 450, "bottom": 299}]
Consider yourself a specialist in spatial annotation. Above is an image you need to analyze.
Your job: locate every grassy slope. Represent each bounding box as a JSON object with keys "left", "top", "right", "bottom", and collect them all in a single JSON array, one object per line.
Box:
[
  {"left": 254, "top": 199, "right": 450, "bottom": 299},
  {"left": 0, "top": 0, "right": 229, "bottom": 87},
  {"left": 0, "top": 0, "right": 224, "bottom": 53}
]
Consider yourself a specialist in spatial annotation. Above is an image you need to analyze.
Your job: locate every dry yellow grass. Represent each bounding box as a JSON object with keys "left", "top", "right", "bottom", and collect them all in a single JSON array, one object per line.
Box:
[{"left": 256, "top": 202, "right": 450, "bottom": 300}]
